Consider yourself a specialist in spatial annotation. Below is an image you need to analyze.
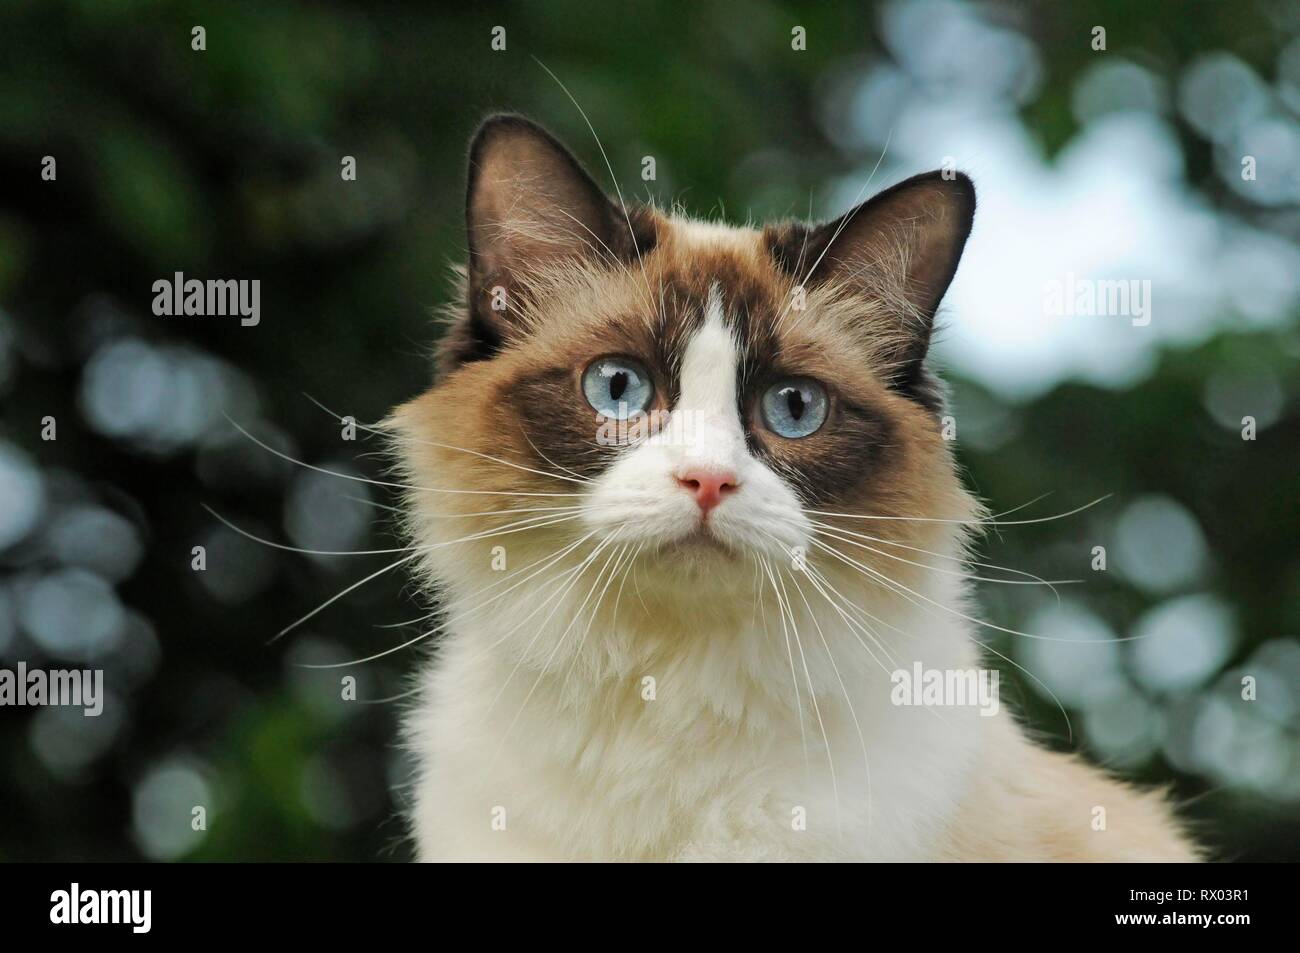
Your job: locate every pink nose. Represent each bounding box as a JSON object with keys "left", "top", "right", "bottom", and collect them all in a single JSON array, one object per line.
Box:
[{"left": 676, "top": 468, "right": 739, "bottom": 515}]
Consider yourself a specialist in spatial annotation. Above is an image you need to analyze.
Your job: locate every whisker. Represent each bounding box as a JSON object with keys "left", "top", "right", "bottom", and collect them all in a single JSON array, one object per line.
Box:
[
  {"left": 759, "top": 555, "right": 810, "bottom": 780},
  {"left": 304, "top": 394, "right": 593, "bottom": 487},
  {"left": 369, "top": 512, "right": 596, "bottom": 631},
  {"left": 224, "top": 413, "right": 585, "bottom": 498},
  {"left": 988, "top": 492, "right": 1054, "bottom": 519},
  {"left": 274, "top": 512, "right": 587, "bottom": 646},
  {"left": 486, "top": 534, "right": 621, "bottom": 766},
  {"left": 210, "top": 504, "right": 582, "bottom": 558},
  {"left": 518, "top": 421, "right": 593, "bottom": 483},
  {"left": 479, "top": 533, "right": 615, "bottom": 673},
  {"left": 204, "top": 503, "right": 414, "bottom": 557},
  {"left": 980, "top": 636, "right": 1075, "bottom": 743},
  {"left": 273, "top": 551, "right": 421, "bottom": 644},
  {"left": 559, "top": 541, "right": 632, "bottom": 701},
  {"left": 418, "top": 505, "right": 588, "bottom": 520},
  {"left": 770, "top": 560, "right": 840, "bottom": 828},
  {"left": 549, "top": 204, "right": 629, "bottom": 272},
  {"left": 344, "top": 495, "right": 404, "bottom": 513},
  {"left": 808, "top": 517, "right": 1076, "bottom": 594},
  {"left": 351, "top": 497, "right": 589, "bottom": 521},
  {"left": 775, "top": 538, "right": 970, "bottom": 732},
  {"left": 608, "top": 540, "right": 643, "bottom": 635},
  {"left": 809, "top": 521, "right": 1080, "bottom": 590},
  {"left": 797, "top": 555, "right": 955, "bottom": 735},
  {"left": 780, "top": 127, "right": 894, "bottom": 334},
  {"left": 786, "top": 565, "right": 871, "bottom": 842},
  {"left": 299, "top": 530, "right": 600, "bottom": 668},
  {"left": 802, "top": 535, "right": 1101, "bottom": 736},
  {"left": 374, "top": 612, "right": 436, "bottom": 630},
  {"left": 798, "top": 558, "right": 903, "bottom": 675},
  {"left": 532, "top": 56, "right": 655, "bottom": 303},
  {"left": 807, "top": 536, "right": 1142, "bottom": 645},
  {"left": 805, "top": 495, "right": 1110, "bottom": 527},
  {"left": 756, "top": 528, "right": 904, "bottom": 675}
]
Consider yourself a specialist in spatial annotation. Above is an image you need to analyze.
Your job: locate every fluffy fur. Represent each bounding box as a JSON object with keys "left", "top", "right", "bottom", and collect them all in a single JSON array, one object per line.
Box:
[{"left": 389, "top": 115, "right": 1198, "bottom": 862}]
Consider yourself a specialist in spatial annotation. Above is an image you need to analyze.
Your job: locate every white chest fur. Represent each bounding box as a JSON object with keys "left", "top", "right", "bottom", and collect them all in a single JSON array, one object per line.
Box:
[{"left": 406, "top": 560, "right": 987, "bottom": 862}]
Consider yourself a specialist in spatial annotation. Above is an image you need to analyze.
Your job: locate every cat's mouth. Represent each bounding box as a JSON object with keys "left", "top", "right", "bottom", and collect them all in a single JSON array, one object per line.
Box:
[{"left": 666, "top": 526, "right": 737, "bottom": 557}]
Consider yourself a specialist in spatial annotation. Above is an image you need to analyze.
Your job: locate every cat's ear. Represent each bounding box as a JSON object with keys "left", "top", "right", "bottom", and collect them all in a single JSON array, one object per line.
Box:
[
  {"left": 445, "top": 114, "right": 654, "bottom": 370},
  {"left": 767, "top": 171, "right": 974, "bottom": 403}
]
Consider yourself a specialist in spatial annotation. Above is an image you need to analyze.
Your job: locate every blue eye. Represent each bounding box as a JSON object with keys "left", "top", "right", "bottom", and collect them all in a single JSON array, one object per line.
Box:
[
  {"left": 582, "top": 357, "right": 654, "bottom": 419},
  {"left": 761, "top": 377, "right": 828, "bottom": 438}
]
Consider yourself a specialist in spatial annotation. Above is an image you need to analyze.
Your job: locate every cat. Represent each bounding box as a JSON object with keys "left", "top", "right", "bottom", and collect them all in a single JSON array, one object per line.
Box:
[{"left": 389, "top": 114, "right": 1199, "bottom": 862}]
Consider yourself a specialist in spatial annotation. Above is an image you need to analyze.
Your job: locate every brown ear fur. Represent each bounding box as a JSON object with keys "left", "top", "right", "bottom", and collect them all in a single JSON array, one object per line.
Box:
[
  {"left": 442, "top": 114, "right": 656, "bottom": 373},
  {"left": 765, "top": 171, "right": 974, "bottom": 408}
]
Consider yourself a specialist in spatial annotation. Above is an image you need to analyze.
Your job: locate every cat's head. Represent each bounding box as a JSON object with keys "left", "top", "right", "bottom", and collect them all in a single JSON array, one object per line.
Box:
[{"left": 393, "top": 115, "right": 979, "bottom": 629}]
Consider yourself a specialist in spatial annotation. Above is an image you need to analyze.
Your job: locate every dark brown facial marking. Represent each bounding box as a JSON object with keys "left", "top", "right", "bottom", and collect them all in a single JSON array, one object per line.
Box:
[
  {"left": 483, "top": 227, "right": 925, "bottom": 514},
  {"left": 748, "top": 392, "right": 899, "bottom": 507}
]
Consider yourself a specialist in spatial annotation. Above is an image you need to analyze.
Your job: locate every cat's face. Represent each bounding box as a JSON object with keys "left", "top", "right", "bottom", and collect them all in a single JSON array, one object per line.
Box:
[{"left": 394, "top": 115, "right": 977, "bottom": 613}]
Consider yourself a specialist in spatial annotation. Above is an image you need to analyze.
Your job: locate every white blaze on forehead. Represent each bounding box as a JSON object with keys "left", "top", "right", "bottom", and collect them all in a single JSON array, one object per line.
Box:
[
  {"left": 659, "top": 284, "right": 747, "bottom": 469},
  {"left": 677, "top": 285, "right": 739, "bottom": 418}
]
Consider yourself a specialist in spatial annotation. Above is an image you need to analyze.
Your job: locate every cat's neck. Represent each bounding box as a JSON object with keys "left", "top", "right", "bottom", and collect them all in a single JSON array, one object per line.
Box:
[
  {"left": 413, "top": 565, "right": 988, "bottom": 860},
  {"left": 433, "top": 552, "right": 982, "bottom": 726}
]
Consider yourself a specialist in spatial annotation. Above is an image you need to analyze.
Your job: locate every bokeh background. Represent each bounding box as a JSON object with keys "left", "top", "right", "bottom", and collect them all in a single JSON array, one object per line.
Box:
[{"left": 1, "top": 0, "right": 1297, "bottom": 861}]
